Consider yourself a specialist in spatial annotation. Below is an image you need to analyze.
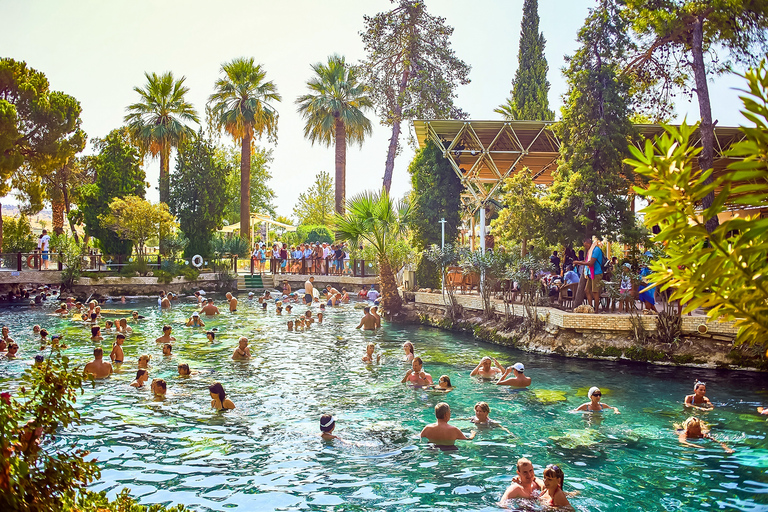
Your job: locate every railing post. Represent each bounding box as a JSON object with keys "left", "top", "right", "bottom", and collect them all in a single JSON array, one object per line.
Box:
[
  {"left": 17, "top": 252, "right": 22, "bottom": 271},
  {"left": 157, "top": 255, "right": 161, "bottom": 269},
  {"left": 58, "top": 251, "right": 63, "bottom": 271},
  {"left": 361, "top": 260, "right": 366, "bottom": 278}
]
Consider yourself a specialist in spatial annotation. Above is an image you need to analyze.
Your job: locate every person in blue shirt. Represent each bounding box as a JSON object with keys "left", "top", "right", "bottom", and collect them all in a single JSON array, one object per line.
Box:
[
  {"left": 573, "top": 237, "right": 604, "bottom": 313},
  {"left": 563, "top": 265, "right": 579, "bottom": 285}
]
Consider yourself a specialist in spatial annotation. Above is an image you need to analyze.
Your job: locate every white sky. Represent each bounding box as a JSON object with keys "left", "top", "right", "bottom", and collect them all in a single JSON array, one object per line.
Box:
[{"left": 0, "top": 0, "right": 747, "bottom": 218}]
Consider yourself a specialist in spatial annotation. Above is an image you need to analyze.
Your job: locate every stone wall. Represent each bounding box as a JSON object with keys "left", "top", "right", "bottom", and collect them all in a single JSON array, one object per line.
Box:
[{"left": 71, "top": 273, "right": 236, "bottom": 298}]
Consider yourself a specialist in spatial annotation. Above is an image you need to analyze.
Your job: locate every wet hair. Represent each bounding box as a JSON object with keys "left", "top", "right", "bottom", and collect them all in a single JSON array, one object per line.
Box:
[
  {"left": 90, "top": 313, "right": 97, "bottom": 321},
  {"left": 413, "top": 356, "right": 423, "bottom": 367},
  {"left": 363, "top": 307, "right": 370, "bottom": 314},
  {"left": 105, "top": 320, "right": 114, "bottom": 328},
  {"left": 136, "top": 369, "right": 147, "bottom": 379},
  {"left": 40, "top": 329, "right": 48, "bottom": 338},
  {"left": 543, "top": 465, "right": 565, "bottom": 488},
  {"left": 367, "top": 342, "right": 375, "bottom": 351},
  {"left": 517, "top": 457, "right": 533, "bottom": 471},
  {"left": 694, "top": 380, "right": 706, "bottom": 390},
  {"left": 206, "top": 331, "right": 215, "bottom": 339},
  {"left": 434, "top": 402, "right": 450, "bottom": 420},
  {"left": 403, "top": 342, "right": 414, "bottom": 355},
  {"left": 163, "top": 343, "right": 172, "bottom": 353},
  {"left": 93, "top": 347, "right": 103, "bottom": 357},
  {"left": 8, "top": 343, "right": 18, "bottom": 351},
  {"left": 162, "top": 325, "right": 172, "bottom": 332},
  {"left": 34, "top": 355, "right": 44, "bottom": 363},
  {"left": 139, "top": 354, "right": 151, "bottom": 362},
  {"left": 682, "top": 416, "right": 703, "bottom": 432},
  {"left": 178, "top": 363, "right": 190, "bottom": 374},
  {"left": 474, "top": 401, "right": 490, "bottom": 413},
  {"left": 209, "top": 382, "right": 226, "bottom": 402},
  {"left": 320, "top": 414, "right": 335, "bottom": 433},
  {"left": 439, "top": 375, "right": 452, "bottom": 387},
  {"left": 116, "top": 333, "right": 126, "bottom": 340},
  {"left": 153, "top": 379, "right": 167, "bottom": 391}
]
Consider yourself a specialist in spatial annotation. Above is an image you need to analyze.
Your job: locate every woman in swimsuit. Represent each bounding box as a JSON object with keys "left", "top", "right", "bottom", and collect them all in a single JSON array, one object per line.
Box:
[
  {"left": 209, "top": 382, "right": 235, "bottom": 410},
  {"left": 676, "top": 416, "right": 733, "bottom": 453},
  {"left": 431, "top": 375, "right": 454, "bottom": 393},
  {"left": 539, "top": 464, "right": 570, "bottom": 508},
  {"left": 130, "top": 369, "right": 148, "bottom": 388},
  {"left": 319, "top": 414, "right": 340, "bottom": 441},
  {"left": 573, "top": 387, "right": 620, "bottom": 414},
  {"left": 403, "top": 341, "right": 415, "bottom": 363},
  {"left": 684, "top": 380, "right": 713, "bottom": 410}
]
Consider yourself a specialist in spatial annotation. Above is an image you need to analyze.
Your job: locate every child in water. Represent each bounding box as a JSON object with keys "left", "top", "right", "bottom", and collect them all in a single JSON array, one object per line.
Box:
[
  {"left": 110, "top": 334, "right": 125, "bottom": 364},
  {"left": 676, "top": 416, "right": 733, "bottom": 453},
  {"left": 362, "top": 343, "right": 381, "bottom": 364}
]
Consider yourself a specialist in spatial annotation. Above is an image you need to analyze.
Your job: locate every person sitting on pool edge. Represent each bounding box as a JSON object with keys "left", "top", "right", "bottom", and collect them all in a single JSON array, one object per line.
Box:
[
  {"left": 573, "top": 386, "right": 620, "bottom": 414},
  {"left": 402, "top": 357, "right": 433, "bottom": 387},
  {"left": 362, "top": 342, "right": 381, "bottom": 364},
  {"left": 186, "top": 311, "right": 205, "bottom": 327},
  {"left": 470, "top": 356, "right": 504, "bottom": 379},
  {"left": 209, "top": 382, "right": 235, "bottom": 410},
  {"left": 539, "top": 464, "right": 570, "bottom": 508},
  {"left": 496, "top": 362, "right": 532, "bottom": 387},
  {"left": 131, "top": 369, "right": 149, "bottom": 388},
  {"left": 498, "top": 457, "right": 545, "bottom": 503},
  {"left": 232, "top": 337, "right": 251, "bottom": 360},
  {"left": 676, "top": 416, "right": 733, "bottom": 453},
  {"left": 684, "top": 380, "right": 714, "bottom": 410},
  {"left": 419, "top": 402, "right": 476, "bottom": 450}
]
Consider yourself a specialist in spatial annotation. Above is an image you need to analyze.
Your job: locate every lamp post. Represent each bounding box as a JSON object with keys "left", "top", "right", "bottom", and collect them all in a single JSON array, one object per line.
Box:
[
  {"left": 439, "top": 217, "right": 447, "bottom": 295},
  {"left": 439, "top": 218, "right": 446, "bottom": 250}
]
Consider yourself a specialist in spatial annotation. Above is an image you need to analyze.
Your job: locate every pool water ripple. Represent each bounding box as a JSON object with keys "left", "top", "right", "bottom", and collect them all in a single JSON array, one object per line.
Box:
[{"left": 1, "top": 297, "right": 767, "bottom": 511}]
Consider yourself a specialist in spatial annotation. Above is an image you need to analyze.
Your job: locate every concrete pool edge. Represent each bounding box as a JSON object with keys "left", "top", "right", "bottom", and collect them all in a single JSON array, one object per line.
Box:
[{"left": 395, "top": 291, "right": 767, "bottom": 372}]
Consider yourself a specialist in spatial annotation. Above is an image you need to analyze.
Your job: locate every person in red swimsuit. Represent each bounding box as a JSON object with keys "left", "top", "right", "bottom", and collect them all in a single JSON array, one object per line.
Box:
[{"left": 539, "top": 464, "right": 570, "bottom": 508}]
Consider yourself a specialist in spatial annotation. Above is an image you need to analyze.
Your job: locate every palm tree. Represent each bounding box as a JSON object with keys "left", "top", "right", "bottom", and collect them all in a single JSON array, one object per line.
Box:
[
  {"left": 334, "top": 190, "right": 409, "bottom": 314},
  {"left": 494, "top": 98, "right": 516, "bottom": 120},
  {"left": 296, "top": 55, "right": 373, "bottom": 215},
  {"left": 125, "top": 72, "right": 199, "bottom": 204},
  {"left": 208, "top": 58, "right": 281, "bottom": 243}
]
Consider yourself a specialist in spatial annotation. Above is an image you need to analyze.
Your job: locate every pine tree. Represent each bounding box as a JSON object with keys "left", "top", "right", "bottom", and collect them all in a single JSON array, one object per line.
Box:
[{"left": 495, "top": 0, "right": 554, "bottom": 121}]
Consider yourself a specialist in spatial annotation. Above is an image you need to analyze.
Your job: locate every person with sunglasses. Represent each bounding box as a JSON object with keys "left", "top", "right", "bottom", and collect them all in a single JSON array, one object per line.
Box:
[
  {"left": 573, "top": 387, "right": 620, "bottom": 414},
  {"left": 539, "top": 464, "right": 570, "bottom": 508}
]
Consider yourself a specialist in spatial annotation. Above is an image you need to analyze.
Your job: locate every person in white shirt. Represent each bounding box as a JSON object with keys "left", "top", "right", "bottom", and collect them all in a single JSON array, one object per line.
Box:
[
  {"left": 38, "top": 229, "right": 51, "bottom": 269},
  {"left": 366, "top": 286, "right": 380, "bottom": 302}
]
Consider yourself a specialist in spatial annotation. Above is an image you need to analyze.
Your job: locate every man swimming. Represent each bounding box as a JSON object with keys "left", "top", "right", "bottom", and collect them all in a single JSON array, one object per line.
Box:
[
  {"left": 470, "top": 356, "right": 504, "bottom": 379},
  {"left": 419, "top": 402, "right": 476, "bottom": 450},
  {"left": 496, "top": 362, "right": 532, "bottom": 387},
  {"left": 355, "top": 307, "right": 377, "bottom": 331},
  {"left": 226, "top": 292, "right": 238, "bottom": 312},
  {"left": 155, "top": 325, "right": 176, "bottom": 344},
  {"left": 201, "top": 298, "right": 220, "bottom": 316},
  {"left": 498, "top": 457, "right": 545, "bottom": 503},
  {"left": 232, "top": 337, "right": 251, "bottom": 360},
  {"left": 304, "top": 276, "right": 315, "bottom": 305},
  {"left": 83, "top": 347, "right": 113, "bottom": 379},
  {"left": 402, "top": 357, "right": 433, "bottom": 387}
]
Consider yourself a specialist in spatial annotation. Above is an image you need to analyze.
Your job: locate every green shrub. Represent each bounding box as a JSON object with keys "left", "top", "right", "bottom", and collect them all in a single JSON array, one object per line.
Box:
[
  {"left": 120, "top": 259, "right": 152, "bottom": 277},
  {"left": 297, "top": 224, "right": 334, "bottom": 244},
  {"left": 179, "top": 266, "right": 199, "bottom": 281},
  {"left": 153, "top": 270, "right": 174, "bottom": 284}
]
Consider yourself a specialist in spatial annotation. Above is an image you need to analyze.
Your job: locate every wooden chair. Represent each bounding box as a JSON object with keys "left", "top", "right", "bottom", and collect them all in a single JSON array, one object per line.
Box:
[
  {"left": 463, "top": 272, "right": 480, "bottom": 293},
  {"left": 558, "top": 283, "right": 579, "bottom": 309},
  {"left": 446, "top": 270, "right": 463, "bottom": 292}
]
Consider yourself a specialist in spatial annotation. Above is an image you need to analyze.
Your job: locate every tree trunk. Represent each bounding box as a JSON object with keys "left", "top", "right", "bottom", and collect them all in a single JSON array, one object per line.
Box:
[
  {"left": 0, "top": 203, "right": 3, "bottom": 253},
  {"left": 52, "top": 199, "right": 65, "bottom": 235},
  {"left": 382, "top": 68, "right": 410, "bottom": 193},
  {"left": 573, "top": 274, "right": 587, "bottom": 310},
  {"left": 379, "top": 257, "right": 402, "bottom": 315},
  {"left": 241, "top": 131, "right": 252, "bottom": 244},
  {"left": 334, "top": 118, "right": 346, "bottom": 215},
  {"left": 691, "top": 16, "right": 719, "bottom": 233},
  {"left": 63, "top": 188, "right": 80, "bottom": 243},
  {"left": 159, "top": 145, "right": 170, "bottom": 205},
  {"left": 521, "top": 238, "right": 528, "bottom": 258}
]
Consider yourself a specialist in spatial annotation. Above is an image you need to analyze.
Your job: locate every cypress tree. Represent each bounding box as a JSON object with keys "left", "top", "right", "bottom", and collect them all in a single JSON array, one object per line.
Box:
[{"left": 496, "top": 0, "right": 554, "bottom": 121}]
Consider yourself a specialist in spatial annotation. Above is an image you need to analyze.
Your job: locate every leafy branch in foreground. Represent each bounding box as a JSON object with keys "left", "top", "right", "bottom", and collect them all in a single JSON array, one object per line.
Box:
[{"left": 628, "top": 62, "right": 768, "bottom": 348}]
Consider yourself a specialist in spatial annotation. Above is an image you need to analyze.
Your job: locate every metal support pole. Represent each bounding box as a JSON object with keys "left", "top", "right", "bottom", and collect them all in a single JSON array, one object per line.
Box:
[{"left": 479, "top": 206, "right": 486, "bottom": 254}]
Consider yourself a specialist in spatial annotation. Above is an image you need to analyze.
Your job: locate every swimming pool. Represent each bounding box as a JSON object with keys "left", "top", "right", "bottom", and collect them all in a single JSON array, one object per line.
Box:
[{"left": 1, "top": 297, "right": 766, "bottom": 511}]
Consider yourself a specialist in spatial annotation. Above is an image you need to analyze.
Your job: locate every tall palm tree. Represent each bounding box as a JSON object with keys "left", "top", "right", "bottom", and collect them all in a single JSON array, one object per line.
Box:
[
  {"left": 334, "top": 190, "right": 409, "bottom": 314},
  {"left": 208, "top": 58, "right": 281, "bottom": 243},
  {"left": 296, "top": 55, "right": 373, "bottom": 215},
  {"left": 494, "top": 98, "right": 516, "bottom": 120},
  {"left": 125, "top": 71, "right": 199, "bottom": 204}
]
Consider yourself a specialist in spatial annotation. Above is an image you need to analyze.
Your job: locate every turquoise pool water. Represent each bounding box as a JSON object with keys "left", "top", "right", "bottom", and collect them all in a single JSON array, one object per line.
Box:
[{"left": 0, "top": 297, "right": 767, "bottom": 511}]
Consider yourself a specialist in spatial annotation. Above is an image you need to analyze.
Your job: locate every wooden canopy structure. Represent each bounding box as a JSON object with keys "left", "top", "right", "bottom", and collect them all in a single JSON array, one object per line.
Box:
[{"left": 413, "top": 119, "right": 745, "bottom": 214}]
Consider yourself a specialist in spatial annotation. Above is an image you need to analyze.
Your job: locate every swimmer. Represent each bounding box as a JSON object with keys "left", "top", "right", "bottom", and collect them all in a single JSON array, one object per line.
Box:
[
  {"left": 466, "top": 402, "right": 510, "bottom": 433},
  {"left": 110, "top": 334, "right": 125, "bottom": 363},
  {"left": 104, "top": 320, "right": 114, "bottom": 331},
  {"left": 34, "top": 354, "right": 44, "bottom": 366},
  {"left": 319, "top": 414, "right": 341, "bottom": 441},
  {"left": 316, "top": 312, "right": 323, "bottom": 323},
  {"left": 90, "top": 326, "right": 103, "bottom": 342},
  {"left": 185, "top": 311, "right": 205, "bottom": 327},
  {"left": 232, "top": 337, "right": 251, "bottom": 360},
  {"left": 54, "top": 303, "right": 68, "bottom": 314},
  {"left": 6, "top": 343, "right": 19, "bottom": 359},
  {"left": 117, "top": 318, "right": 132, "bottom": 334},
  {"left": 131, "top": 310, "right": 145, "bottom": 322},
  {"left": 419, "top": 402, "right": 476, "bottom": 449},
  {"left": 226, "top": 292, "right": 238, "bottom": 312},
  {"left": 759, "top": 407, "right": 768, "bottom": 415},
  {"left": 499, "top": 457, "right": 544, "bottom": 503},
  {"left": 295, "top": 317, "right": 305, "bottom": 331},
  {"left": 206, "top": 331, "right": 216, "bottom": 343},
  {"left": 573, "top": 386, "right": 620, "bottom": 414},
  {"left": 370, "top": 306, "right": 381, "bottom": 329},
  {"left": 83, "top": 348, "right": 113, "bottom": 379},
  {"left": 50, "top": 334, "right": 66, "bottom": 349},
  {"left": 178, "top": 363, "right": 191, "bottom": 376},
  {"left": 209, "top": 382, "right": 235, "bottom": 410},
  {"left": 355, "top": 307, "right": 377, "bottom": 331},
  {"left": 304, "top": 310, "right": 314, "bottom": 324},
  {"left": 403, "top": 341, "right": 415, "bottom": 363},
  {"left": 285, "top": 304, "right": 293, "bottom": 314},
  {"left": 162, "top": 343, "right": 172, "bottom": 357},
  {"left": 470, "top": 356, "right": 504, "bottom": 379},
  {"left": 201, "top": 298, "right": 220, "bottom": 316},
  {"left": 39, "top": 329, "right": 49, "bottom": 346},
  {"left": 402, "top": 357, "right": 433, "bottom": 387},
  {"left": 676, "top": 416, "right": 733, "bottom": 453},
  {"left": 150, "top": 378, "right": 167, "bottom": 397},
  {"left": 0, "top": 338, "right": 6, "bottom": 352},
  {"left": 130, "top": 369, "right": 149, "bottom": 388},
  {"left": 304, "top": 276, "right": 315, "bottom": 305},
  {"left": 362, "top": 342, "right": 381, "bottom": 364},
  {"left": 539, "top": 464, "right": 570, "bottom": 508},
  {"left": 138, "top": 354, "right": 151, "bottom": 369},
  {"left": 1, "top": 326, "right": 14, "bottom": 344},
  {"left": 431, "top": 375, "right": 454, "bottom": 393},
  {"left": 685, "top": 380, "right": 714, "bottom": 410},
  {"left": 340, "top": 288, "right": 350, "bottom": 303},
  {"left": 155, "top": 325, "right": 176, "bottom": 344},
  {"left": 497, "top": 362, "right": 532, "bottom": 387},
  {"left": 287, "top": 320, "right": 294, "bottom": 332}
]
